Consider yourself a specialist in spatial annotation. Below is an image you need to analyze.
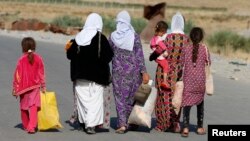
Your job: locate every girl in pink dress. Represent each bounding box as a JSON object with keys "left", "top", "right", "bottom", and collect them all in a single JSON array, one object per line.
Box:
[
  {"left": 12, "top": 37, "right": 46, "bottom": 134},
  {"left": 181, "top": 27, "right": 211, "bottom": 137},
  {"left": 150, "top": 21, "right": 169, "bottom": 89}
]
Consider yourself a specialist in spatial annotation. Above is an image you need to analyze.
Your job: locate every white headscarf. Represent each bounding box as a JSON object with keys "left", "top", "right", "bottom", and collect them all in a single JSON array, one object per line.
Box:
[
  {"left": 111, "top": 10, "right": 135, "bottom": 51},
  {"left": 171, "top": 12, "right": 185, "bottom": 34},
  {"left": 75, "top": 13, "right": 103, "bottom": 46}
]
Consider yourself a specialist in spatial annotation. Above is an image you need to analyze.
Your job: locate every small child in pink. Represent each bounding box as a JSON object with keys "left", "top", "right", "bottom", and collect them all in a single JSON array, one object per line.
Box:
[
  {"left": 12, "top": 37, "right": 46, "bottom": 134},
  {"left": 150, "top": 21, "right": 169, "bottom": 89}
]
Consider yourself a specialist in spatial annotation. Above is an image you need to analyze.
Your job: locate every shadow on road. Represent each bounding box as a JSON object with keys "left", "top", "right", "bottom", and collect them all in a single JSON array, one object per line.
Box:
[{"left": 14, "top": 123, "right": 61, "bottom": 132}]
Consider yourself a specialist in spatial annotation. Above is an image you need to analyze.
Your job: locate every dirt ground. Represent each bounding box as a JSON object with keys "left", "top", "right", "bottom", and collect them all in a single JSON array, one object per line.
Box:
[{"left": 0, "top": 1, "right": 250, "bottom": 36}]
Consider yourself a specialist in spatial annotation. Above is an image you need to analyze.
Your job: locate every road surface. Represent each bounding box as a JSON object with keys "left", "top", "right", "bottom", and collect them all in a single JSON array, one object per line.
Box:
[{"left": 0, "top": 35, "right": 249, "bottom": 141}]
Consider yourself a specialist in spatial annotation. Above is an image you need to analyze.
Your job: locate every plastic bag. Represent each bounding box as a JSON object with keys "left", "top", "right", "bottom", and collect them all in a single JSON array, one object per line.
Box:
[
  {"left": 128, "top": 87, "right": 157, "bottom": 128},
  {"left": 205, "top": 65, "right": 214, "bottom": 95},
  {"left": 38, "top": 91, "right": 63, "bottom": 130},
  {"left": 172, "top": 81, "right": 184, "bottom": 115}
]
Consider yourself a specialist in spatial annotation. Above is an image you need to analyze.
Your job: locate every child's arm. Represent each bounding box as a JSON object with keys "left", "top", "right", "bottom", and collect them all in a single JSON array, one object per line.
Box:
[
  {"left": 158, "top": 40, "right": 167, "bottom": 50},
  {"left": 12, "top": 62, "right": 20, "bottom": 96}
]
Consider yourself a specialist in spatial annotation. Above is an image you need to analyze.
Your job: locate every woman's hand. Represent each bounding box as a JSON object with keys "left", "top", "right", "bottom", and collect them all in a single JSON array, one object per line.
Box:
[{"left": 142, "top": 73, "right": 150, "bottom": 84}]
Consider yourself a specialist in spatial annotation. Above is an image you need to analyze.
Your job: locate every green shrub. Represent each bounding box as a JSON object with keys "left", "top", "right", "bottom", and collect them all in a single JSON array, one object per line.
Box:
[
  {"left": 184, "top": 20, "right": 194, "bottom": 35},
  {"left": 131, "top": 18, "right": 147, "bottom": 33},
  {"left": 102, "top": 16, "right": 116, "bottom": 35},
  {"left": 102, "top": 16, "right": 147, "bottom": 35},
  {"left": 207, "top": 31, "right": 250, "bottom": 53},
  {"left": 51, "top": 15, "right": 82, "bottom": 28}
]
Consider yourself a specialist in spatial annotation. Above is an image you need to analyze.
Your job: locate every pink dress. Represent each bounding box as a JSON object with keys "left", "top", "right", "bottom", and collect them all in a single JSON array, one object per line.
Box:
[
  {"left": 13, "top": 53, "right": 45, "bottom": 110},
  {"left": 182, "top": 44, "right": 211, "bottom": 106}
]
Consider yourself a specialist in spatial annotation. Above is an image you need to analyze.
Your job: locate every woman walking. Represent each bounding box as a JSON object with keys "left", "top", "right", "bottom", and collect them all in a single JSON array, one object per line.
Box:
[
  {"left": 154, "top": 12, "right": 189, "bottom": 132},
  {"left": 181, "top": 27, "right": 211, "bottom": 137},
  {"left": 109, "top": 10, "right": 149, "bottom": 133},
  {"left": 66, "top": 13, "right": 113, "bottom": 134}
]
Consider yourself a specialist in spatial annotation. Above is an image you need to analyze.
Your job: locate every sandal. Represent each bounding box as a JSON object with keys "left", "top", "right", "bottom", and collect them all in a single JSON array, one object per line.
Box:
[
  {"left": 27, "top": 129, "right": 36, "bottom": 134},
  {"left": 197, "top": 127, "right": 206, "bottom": 135},
  {"left": 154, "top": 127, "right": 163, "bottom": 132},
  {"left": 181, "top": 128, "right": 189, "bottom": 137},
  {"left": 173, "top": 122, "right": 181, "bottom": 133},
  {"left": 115, "top": 126, "right": 126, "bottom": 134}
]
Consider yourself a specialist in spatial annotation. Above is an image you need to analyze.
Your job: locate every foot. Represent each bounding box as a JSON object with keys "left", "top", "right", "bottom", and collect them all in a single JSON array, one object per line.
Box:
[
  {"left": 181, "top": 128, "right": 189, "bottom": 137},
  {"left": 160, "top": 82, "right": 170, "bottom": 89},
  {"left": 115, "top": 126, "right": 126, "bottom": 134},
  {"left": 154, "top": 127, "right": 163, "bottom": 132},
  {"left": 86, "top": 127, "right": 96, "bottom": 134},
  {"left": 79, "top": 123, "right": 86, "bottom": 131},
  {"left": 27, "top": 129, "right": 36, "bottom": 134},
  {"left": 173, "top": 122, "right": 181, "bottom": 133},
  {"left": 197, "top": 127, "right": 206, "bottom": 135}
]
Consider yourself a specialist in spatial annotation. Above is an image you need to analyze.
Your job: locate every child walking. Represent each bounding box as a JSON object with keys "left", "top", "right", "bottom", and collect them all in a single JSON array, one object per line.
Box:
[
  {"left": 181, "top": 27, "right": 211, "bottom": 137},
  {"left": 12, "top": 37, "right": 46, "bottom": 134},
  {"left": 150, "top": 21, "right": 169, "bottom": 89}
]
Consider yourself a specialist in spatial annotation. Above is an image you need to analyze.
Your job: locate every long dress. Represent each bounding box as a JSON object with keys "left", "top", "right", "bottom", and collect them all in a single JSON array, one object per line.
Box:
[
  {"left": 182, "top": 44, "right": 211, "bottom": 106},
  {"left": 66, "top": 32, "right": 113, "bottom": 128},
  {"left": 155, "top": 33, "right": 189, "bottom": 131},
  {"left": 109, "top": 34, "right": 146, "bottom": 128}
]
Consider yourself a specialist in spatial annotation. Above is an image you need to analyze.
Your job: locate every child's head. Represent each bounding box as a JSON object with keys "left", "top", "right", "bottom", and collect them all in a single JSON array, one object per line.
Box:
[
  {"left": 21, "top": 37, "right": 36, "bottom": 64},
  {"left": 155, "top": 21, "right": 168, "bottom": 36},
  {"left": 22, "top": 37, "right": 36, "bottom": 53},
  {"left": 190, "top": 27, "right": 204, "bottom": 45}
]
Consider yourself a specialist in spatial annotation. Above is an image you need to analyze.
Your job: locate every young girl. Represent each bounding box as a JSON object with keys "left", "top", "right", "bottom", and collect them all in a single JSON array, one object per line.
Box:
[
  {"left": 181, "top": 27, "right": 211, "bottom": 137},
  {"left": 12, "top": 37, "right": 46, "bottom": 134},
  {"left": 150, "top": 21, "right": 169, "bottom": 89}
]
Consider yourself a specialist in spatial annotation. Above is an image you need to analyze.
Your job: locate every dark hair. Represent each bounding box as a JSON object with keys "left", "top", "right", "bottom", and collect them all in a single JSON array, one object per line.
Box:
[
  {"left": 190, "top": 27, "right": 204, "bottom": 66},
  {"left": 155, "top": 21, "right": 168, "bottom": 33},
  {"left": 21, "top": 37, "right": 36, "bottom": 65}
]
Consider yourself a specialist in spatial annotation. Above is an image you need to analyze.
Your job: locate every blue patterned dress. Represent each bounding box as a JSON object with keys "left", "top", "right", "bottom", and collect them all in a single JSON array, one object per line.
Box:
[{"left": 109, "top": 34, "right": 146, "bottom": 128}]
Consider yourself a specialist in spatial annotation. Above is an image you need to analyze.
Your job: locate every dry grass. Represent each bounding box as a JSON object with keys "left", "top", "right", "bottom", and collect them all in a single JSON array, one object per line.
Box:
[
  {"left": 1, "top": 1, "right": 250, "bottom": 35},
  {"left": 1, "top": 0, "right": 249, "bottom": 59}
]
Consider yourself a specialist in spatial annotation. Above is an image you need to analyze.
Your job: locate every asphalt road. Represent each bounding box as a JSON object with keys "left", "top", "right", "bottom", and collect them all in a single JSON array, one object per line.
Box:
[{"left": 0, "top": 35, "right": 249, "bottom": 141}]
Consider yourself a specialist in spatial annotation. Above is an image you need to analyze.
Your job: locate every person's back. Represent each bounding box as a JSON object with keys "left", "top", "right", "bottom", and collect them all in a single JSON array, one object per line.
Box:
[
  {"left": 67, "top": 32, "right": 113, "bottom": 86},
  {"left": 65, "top": 13, "right": 113, "bottom": 134},
  {"left": 16, "top": 53, "right": 43, "bottom": 92},
  {"left": 165, "top": 33, "right": 189, "bottom": 64}
]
